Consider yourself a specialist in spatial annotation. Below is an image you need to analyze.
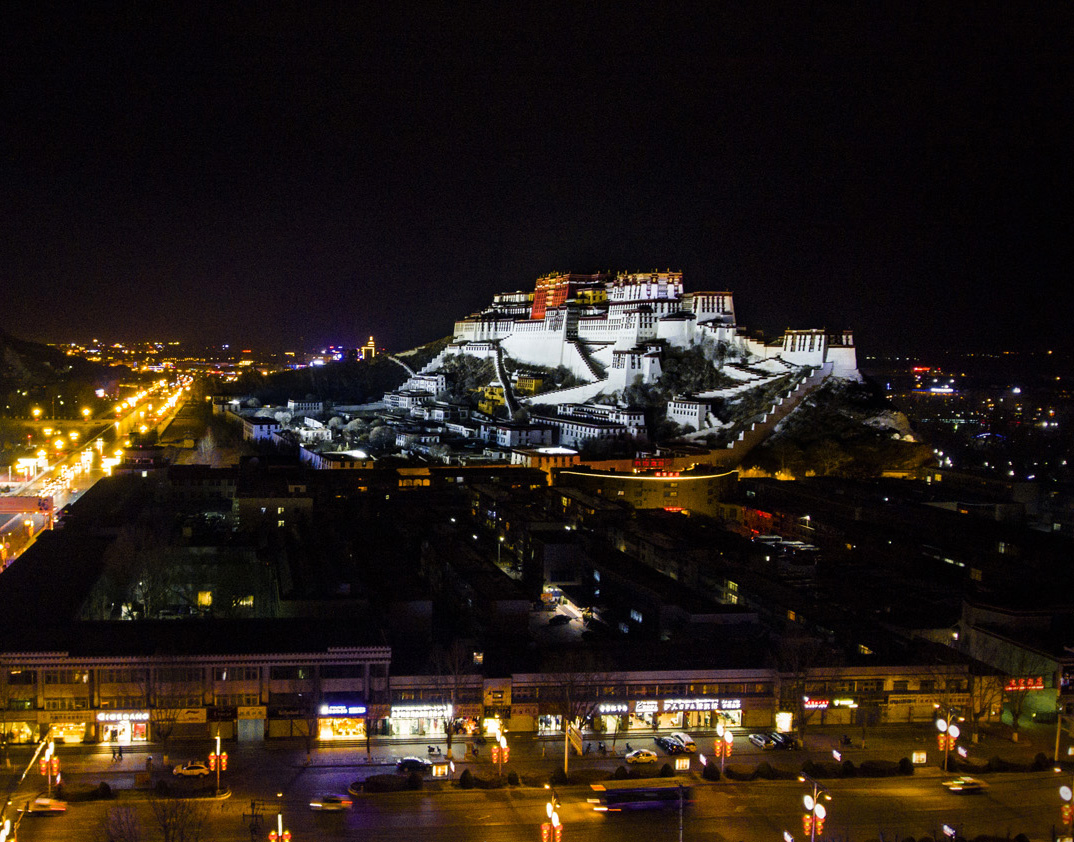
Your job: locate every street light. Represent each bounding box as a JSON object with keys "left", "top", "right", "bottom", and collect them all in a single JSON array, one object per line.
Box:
[
  {"left": 1058, "top": 766, "right": 1074, "bottom": 835},
  {"left": 714, "top": 721, "right": 734, "bottom": 774},
  {"left": 935, "top": 704, "right": 963, "bottom": 773},
  {"left": 543, "top": 785, "right": 563, "bottom": 842},
  {"left": 798, "top": 773, "right": 831, "bottom": 842}
]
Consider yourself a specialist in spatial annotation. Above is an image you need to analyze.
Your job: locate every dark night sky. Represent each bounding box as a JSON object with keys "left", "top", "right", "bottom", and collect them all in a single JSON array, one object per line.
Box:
[{"left": 2, "top": 3, "right": 1071, "bottom": 355}]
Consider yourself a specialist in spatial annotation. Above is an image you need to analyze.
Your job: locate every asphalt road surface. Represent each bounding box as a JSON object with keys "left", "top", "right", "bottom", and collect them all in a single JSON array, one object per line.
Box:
[{"left": 8, "top": 747, "right": 1062, "bottom": 842}]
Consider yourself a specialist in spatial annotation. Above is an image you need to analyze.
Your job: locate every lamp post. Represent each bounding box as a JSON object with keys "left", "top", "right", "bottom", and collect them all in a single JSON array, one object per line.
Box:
[
  {"left": 1058, "top": 766, "right": 1074, "bottom": 836},
  {"left": 497, "top": 535, "right": 504, "bottom": 567},
  {"left": 715, "top": 722, "right": 734, "bottom": 774},
  {"left": 268, "top": 811, "right": 291, "bottom": 842},
  {"left": 934, "top": 704, "right": 963, "bottom": 774},
  {"left": 543, "top": 785, "right": 563, "bottom": 842},
  {"left": 798, "top": 773, "right": 831, "bottom": 842}
]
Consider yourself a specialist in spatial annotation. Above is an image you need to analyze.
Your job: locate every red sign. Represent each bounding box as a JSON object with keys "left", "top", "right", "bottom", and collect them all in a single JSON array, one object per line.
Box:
[{"left": 1004, "top": 676, "right": 1044, "bottom": 692}]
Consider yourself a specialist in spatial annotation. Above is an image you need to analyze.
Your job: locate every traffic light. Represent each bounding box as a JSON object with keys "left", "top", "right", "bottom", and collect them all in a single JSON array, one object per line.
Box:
[{"left": 209, "top": 753, "right": 216, "bottom": 771}]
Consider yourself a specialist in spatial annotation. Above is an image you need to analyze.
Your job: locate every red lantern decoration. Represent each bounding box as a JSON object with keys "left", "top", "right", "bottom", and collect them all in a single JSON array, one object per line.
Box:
[
  {"left": 541, "top": 822, "right": 551, "bottom": 842},
  {"left": 501, "top": 745, "right": 510, "bottom": 762},
  {"left": 269, "top": 832, "right": 278, "bottom": 842},
  {"left": 209, "top": 753, "right": 216, "bottom": 771},
  {"left": 553, "top": 824, "right": 563, "bottom": 842},
  {"left": 937, "top": 733, "right": 947, "bottom": 750},
  {"left": 1062, "top": 803, "right": 1073, "bottom": 824},
  {"left": 491, "top": 745, "right": 500, "bottom": 763},
  {"left": 39, "top": 758, "right": 47, "bottom": 775},
  {"left": 803, "top": 814, "right": 813, "bottom": 835},
  {"left": 221, "top": 752, "right": 228, "bottom": 770},
  {"left": 51, "top": 756, "right": 60, "bottom": 774},
  {"left": 725, "top": 740, "right": 733, "bottom": 757},
  {"left": 282, "top": 832, "right": 291, "bottom": 842},
  {"left": 815, "top": 816, "right": 825, "bottom": 834}
]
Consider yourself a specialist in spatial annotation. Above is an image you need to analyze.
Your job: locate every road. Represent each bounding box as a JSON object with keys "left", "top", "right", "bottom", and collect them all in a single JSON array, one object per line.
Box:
[
  {"left": 7, "top": 740, "right": 1063, "bottom": 841},
  {"left": 0, "top": 378, "right": 189, "bottom": 566}
]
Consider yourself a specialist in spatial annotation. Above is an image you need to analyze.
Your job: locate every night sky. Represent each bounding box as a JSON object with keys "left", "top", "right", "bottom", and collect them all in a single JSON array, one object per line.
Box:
[{"left": 2, "top": 4, "right": 1071, "bottom": 355}]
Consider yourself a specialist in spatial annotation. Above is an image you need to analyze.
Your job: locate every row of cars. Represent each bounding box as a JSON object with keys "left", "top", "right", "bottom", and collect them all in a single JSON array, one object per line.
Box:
[
  {"left": 626, "top": 732, "right": 697, "bottom": 765},
  {"left": 748, "top": 731, "right": 799, "bottom": 750}
]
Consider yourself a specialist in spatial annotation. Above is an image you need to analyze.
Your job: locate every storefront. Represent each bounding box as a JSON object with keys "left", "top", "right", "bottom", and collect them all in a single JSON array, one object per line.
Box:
[
  {"left": 96, "top": 711, "right": 149, "bottom": 744},
  {"left": 317, "top": 700, "right": 367, "bottom": 741},
  {"left": 237, "top": 706, "right": 266, "bottom": 742},
  {"left": 388, "top": 703, "right": 451, "bottom": 737},
  {"left": 596, "top": 702, "right": 629, "bottom": 735},
  {"left": 3, "top": 718, "right": 38, "bottom": 744},
  {"left": 626, "top": 698, "right": 745, "bottom": 731}
]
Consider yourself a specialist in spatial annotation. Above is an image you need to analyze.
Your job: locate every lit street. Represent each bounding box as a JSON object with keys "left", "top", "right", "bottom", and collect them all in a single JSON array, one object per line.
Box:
[{"left": 5, "top": 736, "right": 1066, "bottom": 841}]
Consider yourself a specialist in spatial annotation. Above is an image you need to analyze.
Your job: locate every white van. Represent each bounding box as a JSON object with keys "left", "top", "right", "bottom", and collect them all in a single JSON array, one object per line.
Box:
[{"left": 669, "top": 731, "right": 696, "bottom": 752}]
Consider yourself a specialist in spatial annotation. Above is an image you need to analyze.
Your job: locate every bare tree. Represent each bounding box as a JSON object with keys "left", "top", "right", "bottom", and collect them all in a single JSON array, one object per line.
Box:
[
  {"left": 150, "top": 797, "right": 209, "bottom": 842},
  {"left": 1000, "top": 649, "right": 1052, "bottom": 737},
  {"left": 966, "top": 669, "right": 1005, "bottom": 742},
  {"left": 774, "top": 633, "right": 839, "bottom": 743},
  {"left": 99, "top": 804, "right": 144, "bottom": 842},
  {"left": 429, "top": 642, "right": 478, "bottom": 758}
]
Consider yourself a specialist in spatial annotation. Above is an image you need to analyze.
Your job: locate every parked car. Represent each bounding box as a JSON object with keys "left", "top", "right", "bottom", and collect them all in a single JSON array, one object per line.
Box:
[
  {"left": 173, "top": 761, "right": 212, "bottom": 777},
  {"left": 669, "top": 731, "right": 697, "bottom": 752},
  {"left": 27, "top": 797, "right": 67, "bottom": 815},
  {"left": 310, "top": 794, "right": 353, "bottom": 811},
  {"left": 770, "top": 732, "right": 799, "bottom": 750},
  {"left": 942, "top": 777, "right": 987, "bottom": 794},
  {"left": 548, "top": 613, "right": 572, "bottom": 626},
  {"left": 748, "top": 733, "right": 776, "bottom": 749},
  {"left": 654, "top": 735, "right": 684, "bottom": 755},
  {"left": 625, "top": 748, "right": 659, "bottom": 764},
  {"left": 397, "top": 756, "right": 433, "bottom": 773}
]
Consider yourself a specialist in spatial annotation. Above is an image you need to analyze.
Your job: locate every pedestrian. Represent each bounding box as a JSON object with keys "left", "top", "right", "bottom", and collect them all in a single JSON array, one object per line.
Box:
[
  {"left": 585, "top": 742, "right": 591, "bottom": 755},
  {"left": 118, "top": 744, "right": 123, "bottom": 760},
  {"left": 111, "top": 746, "right": 117, "bottom": 762}
]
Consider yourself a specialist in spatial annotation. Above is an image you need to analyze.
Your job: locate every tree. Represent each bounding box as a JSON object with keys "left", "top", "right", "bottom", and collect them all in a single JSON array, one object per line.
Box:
[
  {"left": 368, "top": 425, "right": 397, "bottom": 451},
  {"left": 774, "top": 633, "right": 839, "bottom": 743},
  {"left": 429, "top": 642, "right": 478, "bottom": 758},
  {"left": 150, "top": 797, "right": 209, "bottom": 842},
  {"left": 966, "top": 669, "right": 1004, "bottom": 742},
  {"left": 99, "top": 805, "right": 144, "bottom": 842}
]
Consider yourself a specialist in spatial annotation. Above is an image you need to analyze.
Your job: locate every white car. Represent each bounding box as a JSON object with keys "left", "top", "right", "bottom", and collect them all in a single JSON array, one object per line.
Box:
[
  {"left": 173, "top": 761, "right": 212, "bottom": 777},
  {"left": 27, "top": 797, "right": 67, "bottom": 814},
  {"left": 625, "top": 748, "right": 658, "bottom": 764},
  {"left": 310, "top": 794, "right": 353, "bottom": 811}
]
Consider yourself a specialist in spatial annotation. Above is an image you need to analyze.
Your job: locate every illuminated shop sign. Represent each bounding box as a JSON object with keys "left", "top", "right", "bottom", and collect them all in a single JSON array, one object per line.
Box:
[
  {"left": 635, "top": 701, "right": 659, "bottom": 714},
  {"left": 319, "top": 704, "right": 368, "bottom": 717},
  {"left": 97, "top": 711, "right": 150, "bottom": 722},
  {"left": 832, "top": 699, "right": 857, "bottom": 708},
  {"left": 1004, "top": 676, "right": 1044, "bottom": 692},
  {"left": 598, "top": 703, "right": 628, "bottom": 714},
  {"left": 662, "top": 698, "right": 741, "bottom": 713},
  {"left": 390, "top": 704, "right": 452, "bottom": 720},
  {"left": 802, "top": 697, "right": 829, "bottom": 710}
]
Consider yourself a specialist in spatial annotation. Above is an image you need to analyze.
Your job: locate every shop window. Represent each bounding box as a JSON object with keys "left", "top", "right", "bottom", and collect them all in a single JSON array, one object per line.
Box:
[
  {"left": 6, "top": 697, "right": 33, "bottom": 710},
  {"left": 269, "top": 666, "right": 312, "bottom": 681},
  {"left": 44, "top": 670, "right": 89, "bottom": 685},
  {"left": 892, "top": 680, "right": 909, "bottom": 692},
  {"left": 237, "top": 595, "right": 254, "bottom": 608},
  {"left": 6, "top": 670, "right": 36, "bottom": 685},
  {"left": 321, "top": 665, "right": 364, "bottom": 679}
]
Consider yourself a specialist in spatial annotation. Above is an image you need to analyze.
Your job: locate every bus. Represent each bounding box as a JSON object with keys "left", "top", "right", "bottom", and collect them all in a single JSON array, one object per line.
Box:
[{"left": 587, "top": 779, "right": 693, "bottom": 812}]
